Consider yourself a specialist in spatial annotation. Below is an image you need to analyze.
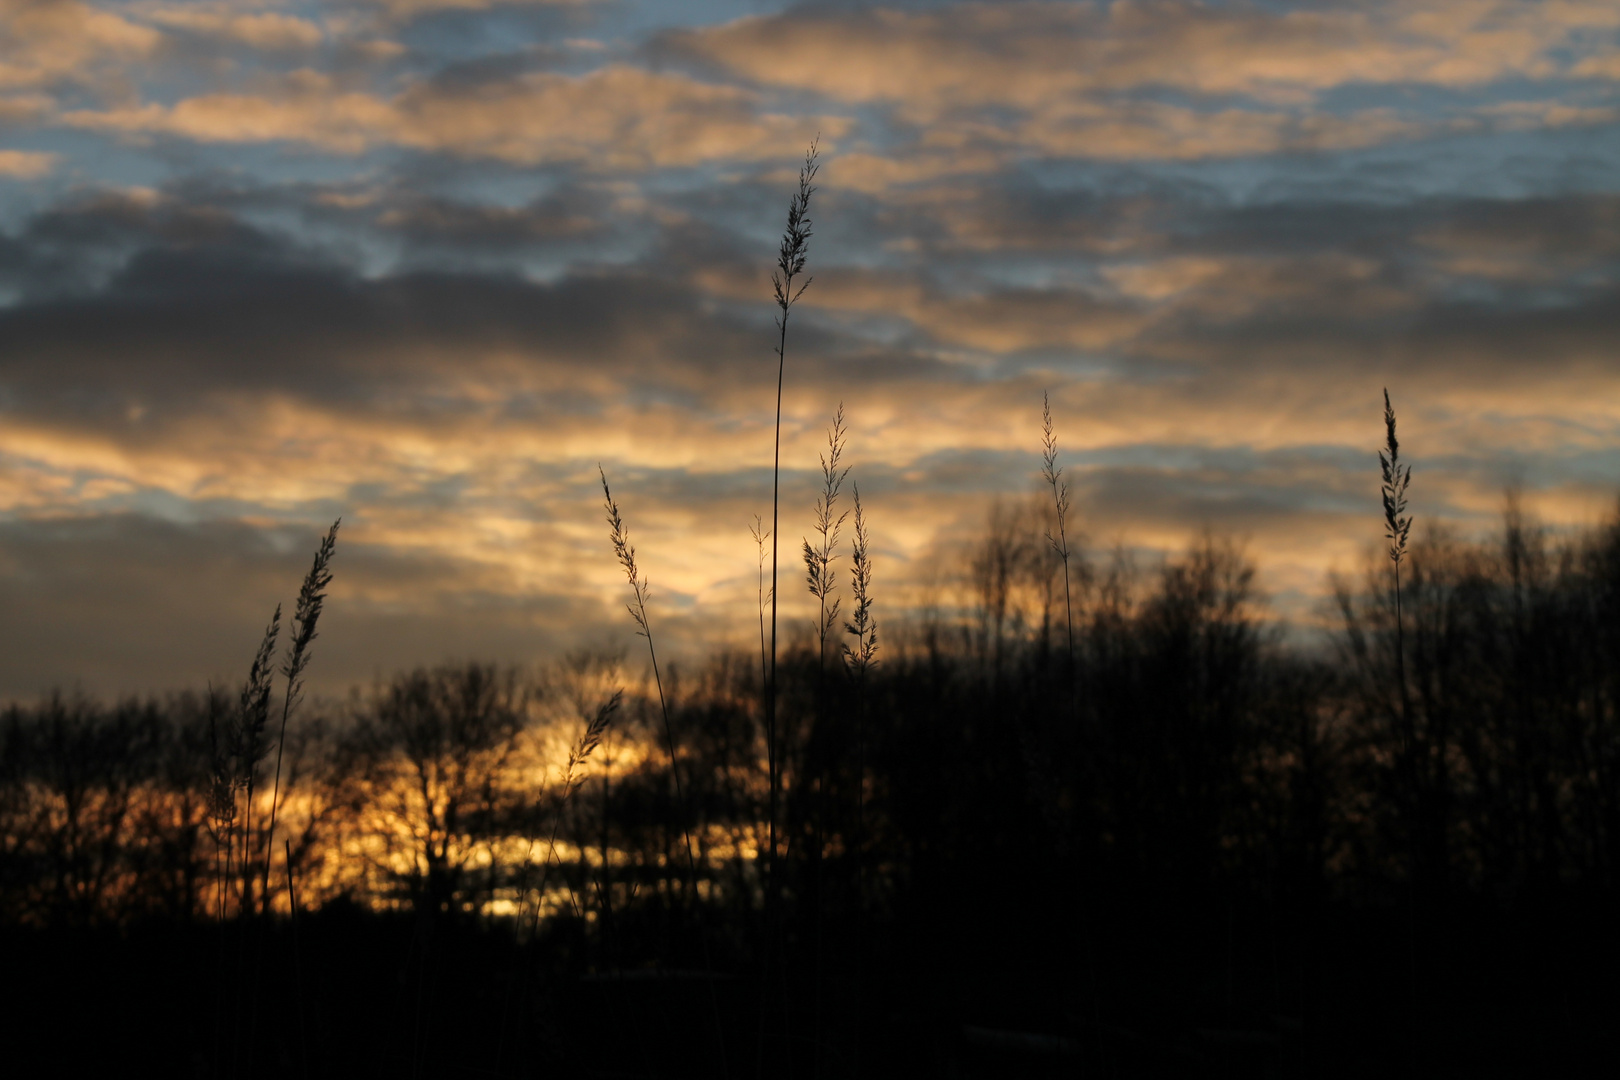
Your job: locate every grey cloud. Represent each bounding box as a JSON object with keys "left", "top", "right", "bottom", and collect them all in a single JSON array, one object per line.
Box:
[
  {"left": 0, "top": 208, "right": 768, "bottom": 420},
  {"left": 4, "top": 178, "right": 1618, "bottom": 442},
  {"left": 377, "top": 187, "right": 610, "bottom": 249},
  {"left": 0, "top": 512, "right": 609, "bottom": 700}
]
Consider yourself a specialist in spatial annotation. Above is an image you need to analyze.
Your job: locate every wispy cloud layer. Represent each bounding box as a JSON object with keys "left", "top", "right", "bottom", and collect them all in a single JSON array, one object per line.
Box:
[{"left": 1, "top": 0, "right": 1618, "bottom": 696}]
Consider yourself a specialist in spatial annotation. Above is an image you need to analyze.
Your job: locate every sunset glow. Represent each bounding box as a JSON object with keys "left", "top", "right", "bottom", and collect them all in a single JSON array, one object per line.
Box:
[{"left": 3, "top": 0, "right": 1618, "bottom": 697}]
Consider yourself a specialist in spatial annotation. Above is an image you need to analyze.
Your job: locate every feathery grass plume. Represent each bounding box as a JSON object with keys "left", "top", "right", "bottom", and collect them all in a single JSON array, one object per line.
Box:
[
  {"left": 1041, "top": 393, "right": 1077, "bottom": 674},
  {"left": 1381, "top": 390, "right": 1414, "bottom": 572},
  {"left": 524, "top": 688, "right": 624, "bottom": 925},
  {"left": 551, "top": 689, "right": 623, "bottom": 918},
  {"left": 563, "top": 689, "right": 621, "bottom": 799},
  {"left": 599, "top": 466, "right": 727, "bottom": 1074},
  {"left": 804, "top": 403, "right": 850, "bottom": 667},
  {"left": 601, "top": 469, "right": 653, "bottom": 639},
  {"left": 599, "top": 467, "right": 682, "bottom": 842},
  {"left": 1380, "top": 389, "right": 1415, "bottom": 742},
  {"left": 766, "top": 139, "right": 819, "bottom": 897},
  {"left": 842, "top": 485, "right": 877, "bottom": 679},
  {"left": 801, "top": 404, "right": 849, "bottom": 1071},
  {"left": 262, "top": 519, "right": 339, "bottom": 913}
]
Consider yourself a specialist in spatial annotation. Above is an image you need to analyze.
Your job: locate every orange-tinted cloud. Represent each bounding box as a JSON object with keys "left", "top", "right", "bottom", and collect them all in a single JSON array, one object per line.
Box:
[
  {"left": 0, "top": 0, "right": 161, "bottom": 91},
  {"left": 3, "top": 3, "right": 1619, "bottom": 695},
  {"left": 658, "top": 0, "right": 1620, "bottom": 174},
  {"left": 137, "top": 4, "right": 324, "bottom": 49},
  {"left": 0, "top": 148, "right": 56, "bottom": 176},
  {"left": 673, "top": 1, "right": 1620, "bottom": 108},
  {"left": 66, "top": 64, "right": 841, "bottom": 167}
]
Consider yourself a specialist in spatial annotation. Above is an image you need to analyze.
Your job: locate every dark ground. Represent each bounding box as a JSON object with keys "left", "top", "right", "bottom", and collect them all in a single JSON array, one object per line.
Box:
[{"left": 7, "top": 890, "right": 1615, "bottom": 1079}]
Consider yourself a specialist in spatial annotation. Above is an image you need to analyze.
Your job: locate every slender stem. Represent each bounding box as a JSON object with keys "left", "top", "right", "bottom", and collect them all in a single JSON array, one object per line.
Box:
[
  {"left": 1059, "top": 546, "right": 1075, "bottom": 679},
  {"left": 760, "top": 138, "right": 816, "bottom": 1078},
  {"left": 602, "top": 468, "right": 728, "bottom": 1077},
  {"left": 261, "top": 522, "right": 337, "bottom": 915},
  {"left": 1394, "top": 558, "right": 1417, "bottom": 1049},
  {"left": 769, "top": 311, "right": 785, "bottom": 912}
]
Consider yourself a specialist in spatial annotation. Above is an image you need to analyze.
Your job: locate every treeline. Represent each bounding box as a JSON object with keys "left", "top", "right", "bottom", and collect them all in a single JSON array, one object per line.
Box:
[
  {"left": 7, "top": 501, "right": 1620, "bottom": 918},
  {"left": 6, "top": 499, "right": 1620, "bottom": 1072}
]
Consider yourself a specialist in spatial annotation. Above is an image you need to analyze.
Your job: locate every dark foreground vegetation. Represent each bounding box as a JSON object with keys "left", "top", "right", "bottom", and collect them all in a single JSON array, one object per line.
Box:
[{"left": 6, "top": 502, "right": 1620, "bottom": 1078}]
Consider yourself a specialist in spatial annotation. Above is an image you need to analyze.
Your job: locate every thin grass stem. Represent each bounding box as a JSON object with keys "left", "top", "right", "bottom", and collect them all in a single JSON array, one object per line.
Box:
[
  {"left": 261, "top": 520, "right": 339, "bottom": 915},
  {"left": 1380, "top": 387, "right": 1418, "bottom": 1061},
  {"left": 600, "top": 466, "right": 729, "bottom": 1079}
]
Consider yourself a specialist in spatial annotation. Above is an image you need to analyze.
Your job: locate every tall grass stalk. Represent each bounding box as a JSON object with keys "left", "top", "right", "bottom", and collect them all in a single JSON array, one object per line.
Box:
[
  {"left": 841, "top": 484, "right": 876, "bottom": 1080},
  {"left": 1379, "top": 387, "right": 1417, "bottom": 1055},
  {"left": 600, "top": 466, "right": 729, "bottom": 1078},
  {"left": 241, "top": 524, "right": 338, "bottom": 1078},
  {"left": 801, "top": 405, "right": 848, "bottom": 1077},
  {"left": 767, "top": 140, "right": 819, "bottom": 902},
  {"left": 758, "top": 141, "right": 817, "bottom": 1080},
  {"left": 1380, "top": 389, "right": 1414, "bottom": 748},
  {"left": 261, "top": 520, "right": 339, "bottom": 914},
  {"left": 1041, "top": 394, "right": 1100, "bottom": 1074},
  {"left": 842, "top": 482, "right": 876, "bottom": 855}
]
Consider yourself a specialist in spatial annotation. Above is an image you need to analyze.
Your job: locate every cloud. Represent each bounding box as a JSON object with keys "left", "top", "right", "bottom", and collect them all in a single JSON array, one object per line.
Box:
[
  {"left": 374, "top": 188, "right": 608, "bottom": 247},
  {"left": 0, "top": 148, "right": 56, "bottom": 177},
  {"left": 657, "top": 1, "right": 1620, "bottom": 169},
  {"left": 65, "top": 64, "right": 840, "bottom": 167},
  {"left": 0, "top": 512, "right": 610, "bottom": 698},
  {"left": 30, "top": 1, "right": 1618, "bottom": 180},
  {"left": 1003, "top": 101, "right": 1438, "bottom": 162},
  {"left": 0, "top": 0, "right": 161, "bottom": 91},
  {"left": 137, "top": 5, "right": 324, "bottom": 50},
  {"left": 351, "top": 0, "right": 596, "bottom": 20},
  {"left": 4, "top": 0, "right": 1620, "bottom": 693},
  {"left": 1415, "top": 193, "right": 1620, "bottom": 282},
  {"left": 0, "top": 93, "right": 52, "bottom": 124},
  {"left": 1572, "top": 51, "right": 1620, "bottom": 79},
  {"left": 670, "top": 1, "right": 1620, "bottom": 108}
]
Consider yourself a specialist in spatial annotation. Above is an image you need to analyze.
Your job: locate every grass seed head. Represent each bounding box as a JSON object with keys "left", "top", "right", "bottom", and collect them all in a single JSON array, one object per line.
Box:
[
  {"left": 842, "top": 484, "right": 878, "bottom": 677},
  {"left": 1380, "top": 389, "right": 1414, "bottom": 566},
  {"left": 773, "top": 138, "right": 820, "bottom": 317},
  {"left": 600, "top": 466, "right": 651, "bottom": 636}
]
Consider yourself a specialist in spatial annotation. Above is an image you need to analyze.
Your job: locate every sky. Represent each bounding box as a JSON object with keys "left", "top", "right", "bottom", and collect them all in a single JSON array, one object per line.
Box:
[{"left": 2, "top": 0, "right": 1618, "bottom": 699}]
